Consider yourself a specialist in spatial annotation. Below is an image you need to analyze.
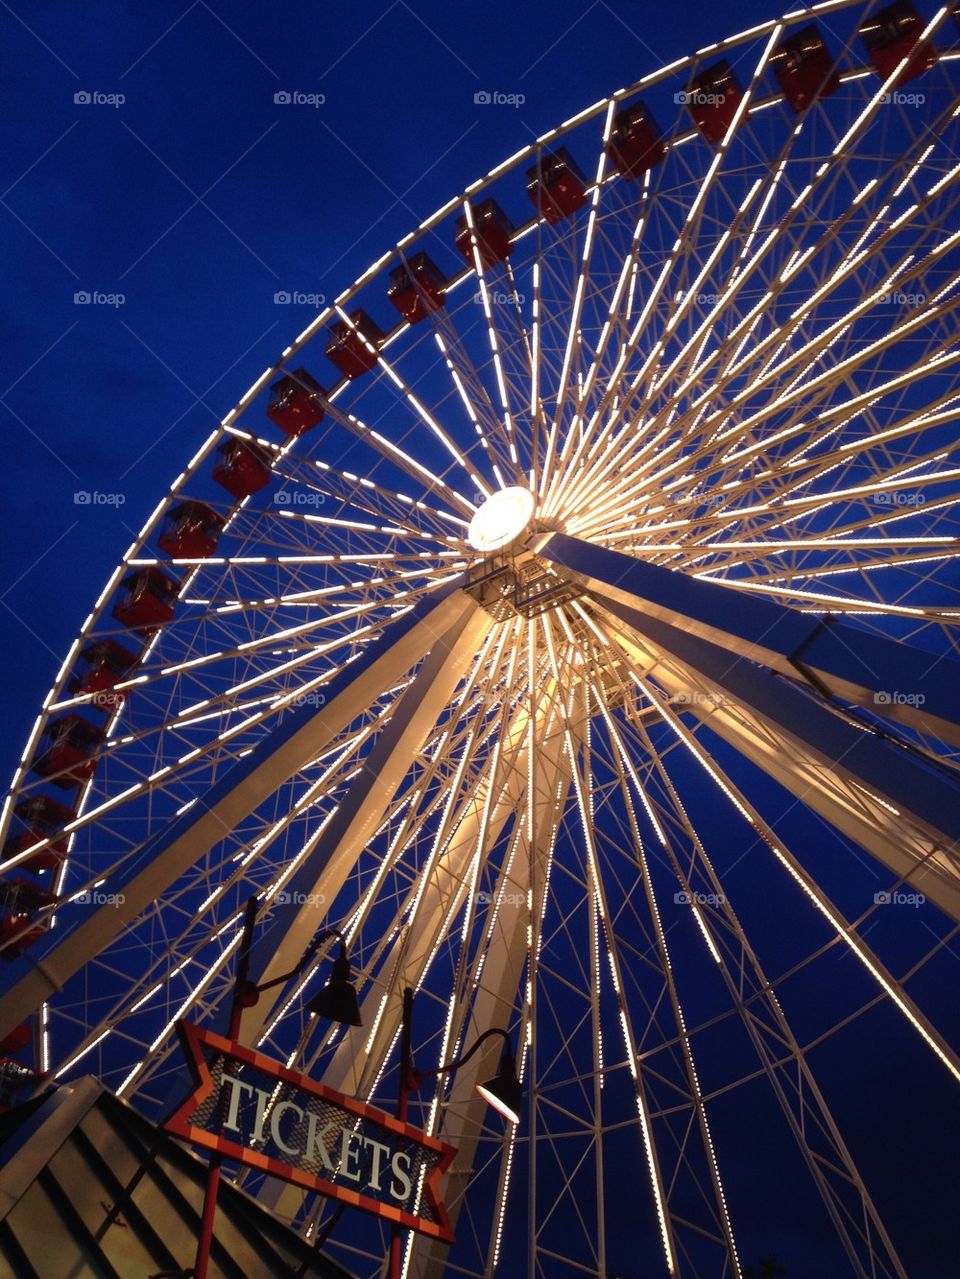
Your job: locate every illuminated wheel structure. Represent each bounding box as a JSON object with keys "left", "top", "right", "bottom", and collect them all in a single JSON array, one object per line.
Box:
[{"left": 3, "top": 3, "right": 960, "bottom": 1275}]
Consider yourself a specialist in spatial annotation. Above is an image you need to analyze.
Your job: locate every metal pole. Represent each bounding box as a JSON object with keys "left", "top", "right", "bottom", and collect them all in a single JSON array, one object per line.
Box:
[
  {"left": 389, "top": 986, "right": 414, "bottom": 1279},
  {"left": 193, "top": 895, "right": 258, "bottom": 1279}
]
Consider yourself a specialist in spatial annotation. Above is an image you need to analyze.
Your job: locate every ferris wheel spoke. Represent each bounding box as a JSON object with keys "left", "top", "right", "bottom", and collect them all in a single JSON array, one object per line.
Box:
[
  {"left": 266, "top": 452, "right": 469, "bottom": 543},
  {"left": 611, "top": 695, "right": 910, "bottom": 1279},
  {"left": 575, "top": 276, "right": 960, "bottom": 527},
  {"left": 334, "top": 304, "right": 496, "bottom": 506},
  {"left": 459, "top": 200, "right": 527, "bottom": 475},
  {"left": 542, "top": 169, "right": 655, "bottom": 508},
  {"left": 314, "top": 390, "right": 478, "bottom": 525},
  {"left": 549, "top": 108, "right": 614, "bottom": 448},
  {"left": 647, "top": 111, "right": 960, "bottom": 428},
  {"left": 548, "top": 30, "right": 795, "bottom": 518},
  {"left": 594, "top": 702, "right": 745, "bottom": 1274},
  {"left": 648, "top": 444, "right": 960, "bottom": 549},
  {"left": 632, "top": 667, "right": 960, "bottom": 1084},
  {"left": 425, "top": 305, "right": 524, "bottom": 490},
  {"left": 559, "top": 126, "right": 960, "bottom": 517}
]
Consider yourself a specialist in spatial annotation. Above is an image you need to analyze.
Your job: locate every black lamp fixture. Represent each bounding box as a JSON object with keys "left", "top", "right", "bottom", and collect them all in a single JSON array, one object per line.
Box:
[
  {"left": 408, "top": 1021, "right": 522, "bottom": 1125},
  {"left": 306, "top": 939, "right": 362, "bottom": 1027},
  {"left": 237, "top": 910, "right": 362, "bottom": 1030},
  {"left": 475, "top": 1042, "right": 523, "bottom": 1124}
]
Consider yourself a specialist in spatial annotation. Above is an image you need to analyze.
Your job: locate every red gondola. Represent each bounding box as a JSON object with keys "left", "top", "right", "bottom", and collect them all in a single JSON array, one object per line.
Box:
[
  {"left": 388, "top": 254, "right": 447, "bottom": 324},
  {"left": 30, "top": 716, "right": 105, "bottom": 790},
  {"left": 266, "top": 368, "right": 326, "bottom": 436},
  {"left": 69, "top": 639, "right": 139, "bottom": 710},
  {"left": 112, "top": 567, "right": 179, "bottom": 634},
  {"left": 859, "top": 1, "right": 938, "bottom": 86},
  {"left": 0, "top": 878, "right": 56, "bottom": 960},
  {"left": 455, "top": 199, "right": 515, "bottom": 269},
  {"left": 157, "top": 501, "right": 225, "bottom": 558},
  {"left": 527, "top": 148, "right": 589, "bottom": 224},
  {"left": 326, "top": 310, "right": 385, "bottom": 380},
  {"left": 2, "top": 796, "right": 74, "bottom": 873},
  {"left": 772, "top": 25, "right": 841, "bottom": 111},
  {"left": 685, "top": 60, "right": 743, "bottom": 145},
  {"left": 606, "top": 102, "right": 666, "bottom": 178},
  {"left": 212, "top": 438, "right": 273, "bottom": 501}
]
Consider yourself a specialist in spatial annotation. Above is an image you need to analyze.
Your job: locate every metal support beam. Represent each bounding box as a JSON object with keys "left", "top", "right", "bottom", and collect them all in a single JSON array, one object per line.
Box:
[
  {"left": 240, "top": 595, "right": 492, "bottom": 1039},
  {"left": 541, "top": 533, "right": 960, "bottom": 748},
  {"left": 0, "top": 586, "right": 473, "bottom": 1044},
  {"left": 604, "top": 613, "right": 960, "bottom": 920}
]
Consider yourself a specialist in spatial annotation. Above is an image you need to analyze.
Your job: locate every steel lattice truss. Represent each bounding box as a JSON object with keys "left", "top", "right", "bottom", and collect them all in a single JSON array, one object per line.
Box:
[{"left": 2, "top": 3, "right": 960, "bottom": 1275}]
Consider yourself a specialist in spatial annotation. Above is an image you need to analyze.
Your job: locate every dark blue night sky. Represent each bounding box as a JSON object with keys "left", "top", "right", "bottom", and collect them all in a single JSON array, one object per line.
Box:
[{"left": 2, "top": 4, "right": 959, "bottom": 1276}]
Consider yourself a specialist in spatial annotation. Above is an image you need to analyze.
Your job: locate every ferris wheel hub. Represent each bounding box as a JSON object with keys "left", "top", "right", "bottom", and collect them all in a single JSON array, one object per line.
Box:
[{"left": 468, "top": 486, "right": 535, "bottom": 553}]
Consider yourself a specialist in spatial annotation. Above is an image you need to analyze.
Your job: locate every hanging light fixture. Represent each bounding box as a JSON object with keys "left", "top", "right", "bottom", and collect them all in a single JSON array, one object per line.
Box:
[{"left": 307, "top": 941, "right": 363, "bottom": 1027}]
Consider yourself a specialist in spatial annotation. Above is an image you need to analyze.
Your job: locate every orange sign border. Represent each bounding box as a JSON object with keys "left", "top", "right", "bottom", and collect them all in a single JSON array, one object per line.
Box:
[{"left": 164, "top": 1019, "right": 456, "bottom": 1244}]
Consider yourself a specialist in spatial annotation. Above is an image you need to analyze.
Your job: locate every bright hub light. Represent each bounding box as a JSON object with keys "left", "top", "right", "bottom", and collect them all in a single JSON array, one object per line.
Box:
[{"left": 468, "top": 487, "right": 534, "bottom": 553}]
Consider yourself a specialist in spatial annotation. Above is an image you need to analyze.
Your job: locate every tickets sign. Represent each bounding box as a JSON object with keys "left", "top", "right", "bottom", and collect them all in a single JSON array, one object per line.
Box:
[{"left": 164, "top": 1020, "right": 455, "bottom": 1244}]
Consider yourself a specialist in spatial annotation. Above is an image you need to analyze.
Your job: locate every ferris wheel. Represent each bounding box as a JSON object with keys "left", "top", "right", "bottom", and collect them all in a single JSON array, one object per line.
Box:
[{"left": 3, "top": 0, "right": 960, "bottom": 1274}]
